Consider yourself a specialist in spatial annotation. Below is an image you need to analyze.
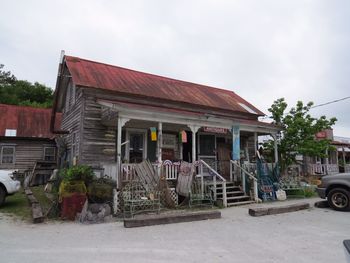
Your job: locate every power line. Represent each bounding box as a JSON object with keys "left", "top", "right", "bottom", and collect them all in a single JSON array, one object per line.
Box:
[{"left": 311, "top": 96, "right": 350, "bottom": 109}]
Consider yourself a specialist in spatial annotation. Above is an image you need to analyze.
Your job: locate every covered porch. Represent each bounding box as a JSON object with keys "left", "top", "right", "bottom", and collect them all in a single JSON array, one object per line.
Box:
[{"left": 99, "top": 99, "right": 280, "bottom": 207}]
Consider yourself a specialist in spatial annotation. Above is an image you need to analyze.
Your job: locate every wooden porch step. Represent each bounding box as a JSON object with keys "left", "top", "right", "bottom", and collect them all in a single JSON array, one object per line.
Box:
[
  {"left": 226, "top": 195, "right": 251, "bottom": 201},
  {"left": 215, "top": 186, "right": 241, "bottom": 191},
  {"left": 217, "top": 191, "right": 245, "bottom": 198},
  {"left": 227, "top": 200, "right": 255, "bottom": 207}
]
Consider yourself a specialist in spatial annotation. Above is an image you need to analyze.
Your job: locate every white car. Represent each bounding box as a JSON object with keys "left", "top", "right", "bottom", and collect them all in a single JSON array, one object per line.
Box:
[{"left": 0, "top": 170, "right": 21, "bottom": 206}]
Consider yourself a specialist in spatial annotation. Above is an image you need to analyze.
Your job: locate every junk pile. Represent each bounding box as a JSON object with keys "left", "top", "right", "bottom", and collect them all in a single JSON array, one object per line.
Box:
[
  {"left": 78, "top": 177, "right": 116, "bottom": 223},
  {"left": 57, "top": 165, "right": 115, "bottom": 222}
]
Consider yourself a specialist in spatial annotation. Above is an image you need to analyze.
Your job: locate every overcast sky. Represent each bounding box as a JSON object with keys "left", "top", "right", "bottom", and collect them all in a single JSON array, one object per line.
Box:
[{"left": 0, "top": 0, "right": 349, "bottom": 136}]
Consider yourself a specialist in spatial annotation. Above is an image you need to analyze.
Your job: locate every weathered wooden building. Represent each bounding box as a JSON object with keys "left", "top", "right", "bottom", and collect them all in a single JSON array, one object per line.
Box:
[
  {"left": 51, "top": 54, "right": 280, "bottom": 206},
  {"left": 306, "top": 130, "right": 350, "bottom": 175},
  {"left": 0, "top": 104, "right": 60, "bottom": 174}
]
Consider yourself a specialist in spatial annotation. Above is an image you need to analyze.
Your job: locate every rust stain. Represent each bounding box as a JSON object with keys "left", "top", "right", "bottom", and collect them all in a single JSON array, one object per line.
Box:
[
  {"left": 65, "top": 56, "right": 264, "bottom": 116},
  {"left": 0, "top": 104, "right": 61, "bottom": 138}
]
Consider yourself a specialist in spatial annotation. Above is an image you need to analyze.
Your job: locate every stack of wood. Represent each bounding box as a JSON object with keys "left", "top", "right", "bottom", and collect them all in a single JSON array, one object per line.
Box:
[{"left": 134, "top": 160, "right": 175, "bottom": 209}]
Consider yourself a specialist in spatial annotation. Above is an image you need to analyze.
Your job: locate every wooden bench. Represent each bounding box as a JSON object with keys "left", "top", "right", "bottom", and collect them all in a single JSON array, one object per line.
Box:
[{"left": 122, "top": 181, "right": 161, "bottom": 218}]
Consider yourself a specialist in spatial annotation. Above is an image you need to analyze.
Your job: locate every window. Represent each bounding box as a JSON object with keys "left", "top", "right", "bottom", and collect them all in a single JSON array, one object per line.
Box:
[
  {"left": 1, "top": 146, "right": 15, "bottom": 164},
  {"left": 71, "top": 132, "right": 76, "bottom": 158},
  {"left": 5, "top": 129, "right": 17, "bottom": 137},
  {"left": 44, "top": 147, "right": 56, "bottom": 161}
]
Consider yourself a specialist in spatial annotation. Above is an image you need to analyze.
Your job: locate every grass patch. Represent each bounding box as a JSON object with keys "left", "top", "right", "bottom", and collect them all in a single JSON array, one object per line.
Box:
[
  {"left": 31, "top": 186, "right": 53, "bottom": 216},
  {"left": 0, "top": 186, "right": 58, "bottom": 222},
  {"left": 285, "top": 187, "right": 318, "bottom": 198},
  {"left": 0, "top": 190, "right": 31, "bottom": 220}
]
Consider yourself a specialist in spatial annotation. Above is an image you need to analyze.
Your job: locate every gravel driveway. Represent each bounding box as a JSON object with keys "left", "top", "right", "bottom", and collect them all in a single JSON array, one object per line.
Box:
[{"left": 0, "top": 197, "right": 349, "bottom": 263}]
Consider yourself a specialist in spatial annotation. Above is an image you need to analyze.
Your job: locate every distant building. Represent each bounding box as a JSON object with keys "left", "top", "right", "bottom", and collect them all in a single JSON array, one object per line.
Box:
[{"left": 0, "top": 104, "right": 61, "bottom": 178}]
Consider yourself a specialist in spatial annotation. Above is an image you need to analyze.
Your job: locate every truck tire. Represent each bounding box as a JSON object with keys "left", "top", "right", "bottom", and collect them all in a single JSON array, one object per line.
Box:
[
  {"left": 0, "top": 186, "right": 6, "bottom": 207},
  {"left": 328, "top": 188, "right": 350, "bottom": 211}
]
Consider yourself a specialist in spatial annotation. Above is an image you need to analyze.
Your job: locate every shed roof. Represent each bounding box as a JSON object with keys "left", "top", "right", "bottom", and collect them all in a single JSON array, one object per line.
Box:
[
  {"left": 0, "top": 104, "right": 61, "bottom": 139},
  {"left": 64, "top": 56, "right": 264, "bottom": 116}
]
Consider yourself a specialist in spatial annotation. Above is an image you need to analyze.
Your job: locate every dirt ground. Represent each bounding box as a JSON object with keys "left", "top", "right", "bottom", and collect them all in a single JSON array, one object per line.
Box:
[{"left": 0, "top": 197, "right": 349, "bottom": 263}]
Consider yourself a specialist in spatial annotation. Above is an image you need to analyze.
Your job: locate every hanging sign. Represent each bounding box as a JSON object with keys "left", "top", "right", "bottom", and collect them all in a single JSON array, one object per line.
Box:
[
  {"left": 203, "top": 127, "right": 228, "bottom": 134},
  {"left": 232, "top": 125, "right": 240, "bottom": 160},
  {"left": 150, "top": 127, "right": 157, "bottom": 141}
]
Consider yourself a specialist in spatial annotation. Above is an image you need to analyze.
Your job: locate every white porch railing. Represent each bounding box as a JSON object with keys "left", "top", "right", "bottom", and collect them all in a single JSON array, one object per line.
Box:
[
  {"left": 120, "top": 160, "right": 227, "bottom": 207},
  {"left": 345, "top": 164, "right": 350, "bottom": 173},
  {"left": 197, "top": 159, "right": 227, "bottom": 207},
  {"left": 121, "top": 162, "right": 180, "bottom": 183},
  {"left": 307, "top": 164, "right": 339, "bottom": 175},
  {"left": 121, "top": 163, "right": 137, "bottom": 182},
  {"left": 230, "top": 160, "right": 258, "bottom": 202}
]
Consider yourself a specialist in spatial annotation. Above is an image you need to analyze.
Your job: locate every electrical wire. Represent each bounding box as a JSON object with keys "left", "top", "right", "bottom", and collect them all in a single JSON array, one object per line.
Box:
[{"left": 311, "top": 96, "right": 350, "bottom": 109}]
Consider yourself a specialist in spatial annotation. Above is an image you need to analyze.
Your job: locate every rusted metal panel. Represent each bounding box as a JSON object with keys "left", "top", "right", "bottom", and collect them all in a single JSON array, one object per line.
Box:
[
  {"left": 0, "top": 104, "right": 61, "bottom": 138},
  {"left": 64, "top": 56, "right": 264, "bottom": 116}
]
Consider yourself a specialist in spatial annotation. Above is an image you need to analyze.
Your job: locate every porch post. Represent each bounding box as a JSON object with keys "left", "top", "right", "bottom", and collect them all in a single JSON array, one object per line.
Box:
[
  {"left": 343, "top": 147, "right": 346, "bottom": 167},
  {"left": 232, "top": 125, "right": 240, "bottom": 182},
  {"left": 116, "top": 116, "right": 129, "bottom": 188},
  {"left": 254, "top": 132, "right": 258, "bottom": 153},
  {"left": 116, "top": 117, "right": 122, "bottom": 188},
  {"left": 189, "top": 125, "right": 200, "bottom": 163},
  {"left": 157, "top": 122, "right": 163, "bottom": 177}
]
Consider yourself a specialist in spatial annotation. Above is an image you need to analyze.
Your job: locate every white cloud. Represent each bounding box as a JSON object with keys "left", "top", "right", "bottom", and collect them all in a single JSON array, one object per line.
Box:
[{"left": 0, "top": 0, "right": 349, "bottom": 135}]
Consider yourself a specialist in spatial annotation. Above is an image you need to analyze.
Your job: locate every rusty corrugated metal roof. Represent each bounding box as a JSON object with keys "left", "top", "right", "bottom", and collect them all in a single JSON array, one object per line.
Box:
[
  {"left": 65, "top": 56, "right": 265, "bottom": 116},
  {"left": 0, "top": 104, "right": 61, "bottom": 138}
]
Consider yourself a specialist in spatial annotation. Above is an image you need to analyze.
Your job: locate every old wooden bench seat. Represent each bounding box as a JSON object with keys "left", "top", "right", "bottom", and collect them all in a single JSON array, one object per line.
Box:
[{"left": 122, "top": 181, "right": 161, "bottom": 218}]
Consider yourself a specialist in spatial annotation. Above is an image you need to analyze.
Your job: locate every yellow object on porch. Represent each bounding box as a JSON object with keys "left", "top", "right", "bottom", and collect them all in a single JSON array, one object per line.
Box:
[{"left": 150, "top": 127, "right": 157, "bottom": 141}]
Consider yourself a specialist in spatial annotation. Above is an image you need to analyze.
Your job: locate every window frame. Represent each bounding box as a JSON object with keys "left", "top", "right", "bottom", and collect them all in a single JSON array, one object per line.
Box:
[
  {"left": 43, "top": 146, "right": 56, "bottom": 162},
  {"left": 1, "top": 146, "right": 15, "bottom": 164}
]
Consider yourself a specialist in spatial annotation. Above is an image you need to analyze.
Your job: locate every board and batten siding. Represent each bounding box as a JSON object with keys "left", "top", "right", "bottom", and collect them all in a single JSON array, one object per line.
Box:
[{"left": 0, "top": 139, "right": 56, "bottom": 172}]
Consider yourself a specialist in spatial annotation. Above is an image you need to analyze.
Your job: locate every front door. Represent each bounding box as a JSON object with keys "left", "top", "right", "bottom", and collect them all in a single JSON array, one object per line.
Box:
[
  {"left": 128, "top": 132, "right": 145, "bottom": 163},
  {"left": 217, "top": 141, "right": 231, "bottom": 180},
  {"left": 198, "top": 134, "right": 217, "bottom": 171}
]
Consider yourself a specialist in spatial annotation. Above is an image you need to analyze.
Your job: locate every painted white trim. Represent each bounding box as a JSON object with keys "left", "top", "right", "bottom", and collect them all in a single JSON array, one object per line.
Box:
[
  {"left": 98, "top": 100, "right": 280, "bottom": 134},
  {"left": 125, "top": 128, "right": 148, "bottom": 162}
]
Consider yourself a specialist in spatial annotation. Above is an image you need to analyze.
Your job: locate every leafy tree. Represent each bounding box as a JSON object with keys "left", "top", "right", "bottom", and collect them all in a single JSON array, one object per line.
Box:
[
  {"left": 0, "top": 64, "right": 16, "bottom": 85},
  {"left": 0, "top": 64, "right": 53, "bottom": 108},
  {"left": 264, "top": 98, "right": 337, "bottom": 171}
]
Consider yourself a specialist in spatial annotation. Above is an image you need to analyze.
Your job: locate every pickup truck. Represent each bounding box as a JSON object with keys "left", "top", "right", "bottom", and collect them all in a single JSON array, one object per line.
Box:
[
  {"left": 316, "top": 173, "right": 350, "bottom": 211},
  {"left": 0, "top": 170, "right": 21, "bottom": 206}
]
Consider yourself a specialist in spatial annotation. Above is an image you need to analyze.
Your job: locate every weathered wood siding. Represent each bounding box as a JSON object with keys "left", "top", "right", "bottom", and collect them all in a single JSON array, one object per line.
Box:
[
  {"left": 61, "top": 82, "right": 84, "bottom": 160},
  {"left": 0, "top": 139, "right": 56, "bottom": 172},
  {"left": 80, "top": 90, "right": 116, "bottom": 166}
]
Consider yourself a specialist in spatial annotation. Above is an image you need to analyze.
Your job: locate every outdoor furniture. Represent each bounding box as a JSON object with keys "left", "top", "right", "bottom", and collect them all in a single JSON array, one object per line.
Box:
[
  {"left": 121, "top": 181, "right": 161, "bottom": 218},
  {"left": 189, "top": 179, "right": 214, "bottom": 208}
]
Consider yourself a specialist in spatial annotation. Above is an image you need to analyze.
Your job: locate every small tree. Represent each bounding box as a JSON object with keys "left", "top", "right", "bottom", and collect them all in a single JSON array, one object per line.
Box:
[{"left": 264, "top": 98, "right": 337, "bottom": 172}]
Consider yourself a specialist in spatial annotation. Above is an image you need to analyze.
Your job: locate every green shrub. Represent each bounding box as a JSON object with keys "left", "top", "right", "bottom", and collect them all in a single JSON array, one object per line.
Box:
[
  {"left": 304, "top": 187, "right": 316, "bottom": 198},
  {"left": 61, "top": 165, "right": 94, "bottom": 185}
]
